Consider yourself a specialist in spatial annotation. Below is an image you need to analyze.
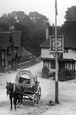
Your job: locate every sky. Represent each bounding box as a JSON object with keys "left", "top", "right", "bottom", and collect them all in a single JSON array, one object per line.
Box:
[{"left": 0, "top": 0, "right": 76, "bottom": 26}]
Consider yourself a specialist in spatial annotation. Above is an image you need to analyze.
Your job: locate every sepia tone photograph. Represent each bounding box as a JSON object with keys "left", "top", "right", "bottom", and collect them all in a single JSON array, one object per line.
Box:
[{"left": 0, "top": 0, "right": 76, "bottom": 115}]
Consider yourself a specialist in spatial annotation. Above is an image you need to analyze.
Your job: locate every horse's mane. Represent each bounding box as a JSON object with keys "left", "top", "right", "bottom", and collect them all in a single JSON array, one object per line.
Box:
[{"left": 6, "top": 82, "right": 23, "bottom": 94}]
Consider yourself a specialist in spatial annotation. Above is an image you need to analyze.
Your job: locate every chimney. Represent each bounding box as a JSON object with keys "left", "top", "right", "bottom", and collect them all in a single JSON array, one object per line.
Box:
[
  {"left": 52, "top": 23, "right": 55, "bottom": 35},
  {"left": 46, "top": 22, "right": 49, "bottom": 40},
  {"left": 9, "top": 25, "right": 15, "bottom": 31}
]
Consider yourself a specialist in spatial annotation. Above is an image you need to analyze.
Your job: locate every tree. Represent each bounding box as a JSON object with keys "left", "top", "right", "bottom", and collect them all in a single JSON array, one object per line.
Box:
[
  {"left": 59, "top": 6, "right": 76, "bottom": 48},
  {"left": 60, "top": 21, "right": 76, "bottom": 35},
  {"left": 29, "top": 11, "right": 48, "bottom": 24},
  {"left": 60, "top": 6, "right": 76, "bottom": 35},
  {"left": 0, "top": 11, "right": 49, "bottom": 56},
  {"left": 65, "top": 6, "right": 76, "bottom": 21}
]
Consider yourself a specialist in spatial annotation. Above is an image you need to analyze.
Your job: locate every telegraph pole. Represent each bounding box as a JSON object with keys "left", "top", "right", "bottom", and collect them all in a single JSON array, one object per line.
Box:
[{"left": 55, "top": 0, "right": 59, "bottom": 103}]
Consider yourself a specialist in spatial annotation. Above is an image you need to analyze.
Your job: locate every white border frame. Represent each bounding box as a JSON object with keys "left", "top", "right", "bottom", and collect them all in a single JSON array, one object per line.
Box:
[{"left": 49, "top": 35, "right": 64, "bottom": 53}]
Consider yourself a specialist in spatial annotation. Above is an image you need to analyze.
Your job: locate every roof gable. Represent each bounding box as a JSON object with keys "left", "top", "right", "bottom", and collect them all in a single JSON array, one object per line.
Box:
[
  {"left": 40, "top": 39, "right": 50, "bottom": 48},
  {"left": 11, "top": 31, "right": 21, "bottom": 47},
  {"left": 0, "top": 32, "right": 11, "bottom": 49}
]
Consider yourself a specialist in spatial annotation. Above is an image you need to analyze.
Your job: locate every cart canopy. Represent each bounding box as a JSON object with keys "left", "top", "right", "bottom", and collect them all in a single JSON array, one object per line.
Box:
[{"left": 15, "top": 70, "right": 38, "bottom": 87}]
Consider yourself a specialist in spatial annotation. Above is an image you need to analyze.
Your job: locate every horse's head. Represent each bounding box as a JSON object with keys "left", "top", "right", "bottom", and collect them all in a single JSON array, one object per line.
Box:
[{"left": 6, "top": 82, "right": 13, "bottom": 95}]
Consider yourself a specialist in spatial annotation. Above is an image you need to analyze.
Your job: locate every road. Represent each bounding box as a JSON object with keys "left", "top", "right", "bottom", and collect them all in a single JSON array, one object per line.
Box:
[
  {"left": 0, "top": 62, "right": 55, "bottom": 115},
  {"left": 0, "top": 61, "right": 76, "bottom": 115}
]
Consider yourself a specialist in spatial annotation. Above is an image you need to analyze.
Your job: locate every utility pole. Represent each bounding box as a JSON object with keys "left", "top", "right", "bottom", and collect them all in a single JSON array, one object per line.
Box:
[{"left": 55, "top": 0, "right": 59, "bottom": 104}]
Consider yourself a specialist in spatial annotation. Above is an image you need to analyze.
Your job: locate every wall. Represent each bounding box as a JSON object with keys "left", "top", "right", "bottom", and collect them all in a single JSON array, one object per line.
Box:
[
  {"left": 63, "top": 49, "right": 76, "bottom": 60},
  {"left": 41, "top": 48, "right": 76, "bottom": 71},
  {"left": 41, "top": 48, "right": 76, "bottom": 61},
  {"left": 41, "top": 48, "right": 54, "bottom": 59}
]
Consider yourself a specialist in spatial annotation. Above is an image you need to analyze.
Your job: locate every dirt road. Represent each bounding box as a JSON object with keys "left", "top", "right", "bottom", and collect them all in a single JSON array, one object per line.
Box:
[
  {"left": 0, "top": 62, "right": 54, "bottom": 115},
  {"left": 0, "top": 62, "right": 76, "bottom": 115}
]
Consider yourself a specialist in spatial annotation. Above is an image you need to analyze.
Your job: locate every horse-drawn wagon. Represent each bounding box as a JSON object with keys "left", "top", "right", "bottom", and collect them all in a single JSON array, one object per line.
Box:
[
  {"left": 6, "top": 69, "right": 41, "bottom": 110},
  {"left": 15, "top": 69, "right": 41, "bottom": 106}
]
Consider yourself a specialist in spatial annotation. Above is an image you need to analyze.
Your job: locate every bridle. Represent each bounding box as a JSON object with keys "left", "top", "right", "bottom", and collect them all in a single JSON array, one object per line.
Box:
[{"left": 6, "top": 82, "right": 15, "bottom": 95}]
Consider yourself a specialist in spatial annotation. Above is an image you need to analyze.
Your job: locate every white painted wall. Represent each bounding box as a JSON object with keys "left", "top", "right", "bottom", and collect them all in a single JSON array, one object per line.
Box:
[
  {"left": 63, "top": 49, "right": 76, "bottom": 60},
  {"left": 41, "top": 48, "right": 76, "bottom": 71},
  {"left": 41, "top": 48, "right": 76, "bottom": 60},
  {"left": 41, "top": 48, "right": 54, "bottom": 59}
]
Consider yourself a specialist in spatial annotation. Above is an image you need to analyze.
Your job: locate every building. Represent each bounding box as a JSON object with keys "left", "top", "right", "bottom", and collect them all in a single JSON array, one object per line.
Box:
[
  {"left": 40, "top": 26, "right": 76, "bottom": 73},
  {"left": 0, "top": 31, "right": 21, "bottom": 72}
]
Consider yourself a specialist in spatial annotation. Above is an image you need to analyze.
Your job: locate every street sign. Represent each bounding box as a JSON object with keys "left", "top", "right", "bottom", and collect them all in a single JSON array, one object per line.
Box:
[{"left": 49, "top": 35, "right": 64, "bottom": 53}]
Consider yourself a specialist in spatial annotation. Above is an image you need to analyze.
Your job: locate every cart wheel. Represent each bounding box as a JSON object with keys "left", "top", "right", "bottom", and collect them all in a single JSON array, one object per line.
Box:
[
  {"left": 38, "top": 87, "right": 41, "bottom": 99},
  {"left": 36, "top": 94, "right": 39, "bottom": 104},
  {"left": 33, "top": 94, "right": 38, "bottom": 106}
]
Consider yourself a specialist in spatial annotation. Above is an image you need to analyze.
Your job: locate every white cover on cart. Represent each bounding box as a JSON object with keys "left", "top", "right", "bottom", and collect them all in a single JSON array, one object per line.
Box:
[{"left": 15, "top": 70, "right": 37, "bottom": 87}]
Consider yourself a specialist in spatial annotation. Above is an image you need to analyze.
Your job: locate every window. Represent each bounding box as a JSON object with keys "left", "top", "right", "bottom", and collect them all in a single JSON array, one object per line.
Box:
[
  {"left": 51, "top": 61, "right": 55, "bottom": 69},
  {"left": 64, "top": 49, "right": 68, "bottom": 53},
  {"left": 2, "top": 61, "right": 4, "bottom": 67},
  {"left": 2, "top": 51, "right": 4, "bottom": 59},
  {"left": 7, "top": 47, "right": 12, "bottom": 55},
  {"left": 5, "top": 60, "right": 8, "bottom": 66}
]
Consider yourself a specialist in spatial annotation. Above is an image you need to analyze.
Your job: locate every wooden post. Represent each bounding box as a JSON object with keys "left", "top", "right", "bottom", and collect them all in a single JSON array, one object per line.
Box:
[{"left": 55, "top": 0, "right": 59, "bottom": 104}]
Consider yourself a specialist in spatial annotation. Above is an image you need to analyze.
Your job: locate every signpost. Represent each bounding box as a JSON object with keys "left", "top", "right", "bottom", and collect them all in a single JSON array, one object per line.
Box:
[
  {"left": 49, "top": 0, "right": 64, "bottom": 104},
  {"left": 50, "top": 35, "right": 64, "bottom": 53},
  {"left": 55, "top": 0, "right": 59, "bottom": 103},
  {"left": 49, "top": 0, "right": 64, "bottom": 103},
  {"left": 49, "top": 35, "right": 64, "bottom": 103}
]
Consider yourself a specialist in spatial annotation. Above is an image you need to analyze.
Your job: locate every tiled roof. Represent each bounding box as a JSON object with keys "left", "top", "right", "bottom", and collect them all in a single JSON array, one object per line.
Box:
[
  {"left": 40, "top": 35, "right": 76, "bottom": 49},
  {"left": 11, "top": 31, "right": 21, "bottom": 47},
  {"left": 40, "top": 39, "right": 50, "bottom": 48},
  {"left": 0, "top": 31, "right": 21, "bottom": 49},
  {"left": 0, "top": 32, "right": 11, "bottom": 49},
  {"left": 64, "top": 35, "right": 76, "bottom": 49}
]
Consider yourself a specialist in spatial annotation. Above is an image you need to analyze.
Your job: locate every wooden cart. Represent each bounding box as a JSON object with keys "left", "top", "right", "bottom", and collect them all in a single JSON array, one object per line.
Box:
[{"left": 15, "top": 70, "right": 41, "bottom": 106}]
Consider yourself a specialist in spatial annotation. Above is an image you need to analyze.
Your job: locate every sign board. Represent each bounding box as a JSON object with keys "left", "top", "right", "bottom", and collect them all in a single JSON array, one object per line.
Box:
[{"left": 49, "top": 35, "right": 64, "bottom": 53}]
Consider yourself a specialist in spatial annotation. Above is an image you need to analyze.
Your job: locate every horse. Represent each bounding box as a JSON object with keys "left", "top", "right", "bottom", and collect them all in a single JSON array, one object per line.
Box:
[{"left": 6, "top": 82, "right": 23, "bottom": 110}]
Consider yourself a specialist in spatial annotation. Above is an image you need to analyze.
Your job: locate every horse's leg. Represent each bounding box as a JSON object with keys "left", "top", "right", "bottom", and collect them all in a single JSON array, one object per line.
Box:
[
  {"left": 17, "top": 95, "right": 20, "bottom": 108},
  {"left": 13, "top": 93, "right": 17, "bottom": 110},
  {"left": 20, "top": 94, "right": 23, "bottom": 108},
  {"left": 9, "top": 94, "right": 12, "bottom": 110},
  {"left": 17, "top": 94, "right": 23, "bottom": 108}
]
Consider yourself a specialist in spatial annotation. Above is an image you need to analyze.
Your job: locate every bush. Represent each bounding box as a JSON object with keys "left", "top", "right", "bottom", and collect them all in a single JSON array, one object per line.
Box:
[
  {"left": 53, "top": 68, "right": 75, "bottom": 81},
  {"left": 48, "top": 72, "right": 55, "bottom": 78},
  {"left": 42, "top": 66, "right": 49, "bottom": 78}
]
